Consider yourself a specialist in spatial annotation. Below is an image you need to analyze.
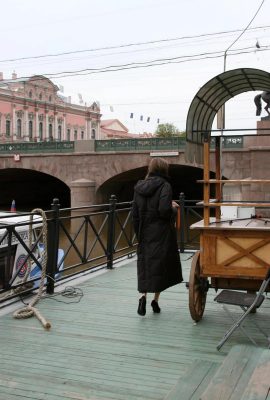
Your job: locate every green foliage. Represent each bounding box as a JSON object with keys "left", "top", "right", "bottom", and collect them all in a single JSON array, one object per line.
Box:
[{"left": 155, "top": 123, "right": 185, "bottom": 138}]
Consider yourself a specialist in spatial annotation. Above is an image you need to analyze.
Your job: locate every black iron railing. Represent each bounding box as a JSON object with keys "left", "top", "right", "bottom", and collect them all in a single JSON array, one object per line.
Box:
[{"left": 0, "top": 194, "right": 200, "bottom": 303}]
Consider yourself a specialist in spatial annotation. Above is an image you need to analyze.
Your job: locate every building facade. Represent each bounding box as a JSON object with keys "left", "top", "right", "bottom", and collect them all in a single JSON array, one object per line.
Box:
[
  {"left": 100, "top": 119, "right": 154, "bottom": 139},
  {"left": 0, "top": 72, "right": 101, "bottom": 142}
]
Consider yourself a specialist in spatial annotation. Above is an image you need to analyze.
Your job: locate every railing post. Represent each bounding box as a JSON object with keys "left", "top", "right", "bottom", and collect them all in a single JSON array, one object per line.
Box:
[
  {"left": 107, "top": 195, "right": 117, "bottom": 269},
  {"left": 179, "top": 192, "right": 185, "bottom": 253},
  {"left": 46, "top": 198, "right": 60, "bottom": 294}
]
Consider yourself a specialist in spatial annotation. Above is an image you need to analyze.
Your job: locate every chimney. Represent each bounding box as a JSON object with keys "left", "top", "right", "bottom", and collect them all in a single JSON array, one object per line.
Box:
[
  {"left": 12, "top": 71, "right": 17, "bottom": 80},
  {"left": 0, "top": 72, "right": 3, "bottom": 80}
]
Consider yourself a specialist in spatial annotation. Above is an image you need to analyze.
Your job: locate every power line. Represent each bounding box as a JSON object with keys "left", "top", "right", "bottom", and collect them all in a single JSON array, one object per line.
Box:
[
  {"left": 0, "top": 24, "right": 269, "bottom": 64},
  {"left": 0, "top": 44, "right": 269, "bottom": 85}
]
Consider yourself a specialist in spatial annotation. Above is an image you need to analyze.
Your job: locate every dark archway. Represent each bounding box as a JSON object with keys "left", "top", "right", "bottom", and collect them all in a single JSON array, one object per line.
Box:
[
  {"left": 97, "top": 164, "right": 216, "bottom": 203},
  {"left": 186, "top": 68, "right": 270, "bottom": 163},
  {"left": 0, "top": 168, "right": 70, "bottom": 210}
]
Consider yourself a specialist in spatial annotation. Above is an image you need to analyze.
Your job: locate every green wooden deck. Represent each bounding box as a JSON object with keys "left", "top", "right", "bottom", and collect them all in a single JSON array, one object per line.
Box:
[{"left": 0, "top": 254, "right": 269, "bottom": 400}]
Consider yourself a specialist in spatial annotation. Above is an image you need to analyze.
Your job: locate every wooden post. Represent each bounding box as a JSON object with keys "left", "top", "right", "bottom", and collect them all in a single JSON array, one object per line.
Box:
[
  {"left": 203, "top": 132, "right": 210, "bottom": 225},
  {"left": 215, "top": 136, "right": 221, "bottom": 221}
]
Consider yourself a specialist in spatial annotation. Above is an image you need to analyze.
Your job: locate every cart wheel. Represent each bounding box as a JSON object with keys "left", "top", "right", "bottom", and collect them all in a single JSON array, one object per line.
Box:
[{"left": 189, "top": 251, "right": 208, "bottom": 322}]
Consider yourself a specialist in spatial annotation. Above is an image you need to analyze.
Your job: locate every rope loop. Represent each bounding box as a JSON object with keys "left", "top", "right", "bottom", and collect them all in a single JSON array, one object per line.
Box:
[{"left": 13, "top": 208, "right": 51, "bottom": 330}]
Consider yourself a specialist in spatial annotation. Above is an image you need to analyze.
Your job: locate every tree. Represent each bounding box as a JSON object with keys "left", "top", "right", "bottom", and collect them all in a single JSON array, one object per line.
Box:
[{"left": 155, "top": 123, "right": 185, "bottom": 138}]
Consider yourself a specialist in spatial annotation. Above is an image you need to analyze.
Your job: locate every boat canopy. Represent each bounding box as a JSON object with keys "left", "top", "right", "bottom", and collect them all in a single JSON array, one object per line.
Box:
[{"left": 185, "top": 68, "right": 270, "bottom": 163}]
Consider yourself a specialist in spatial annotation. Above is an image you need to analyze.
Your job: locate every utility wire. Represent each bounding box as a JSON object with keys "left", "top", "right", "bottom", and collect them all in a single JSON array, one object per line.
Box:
[
  {"left": 224, "top": 0, "right": 265, "bottom": 70},
  {"left": 0, "top": 44, "right": 269, "bottom": 85},
  {"left": 0, "top": 24, "right": 269, "bottom": 64}
]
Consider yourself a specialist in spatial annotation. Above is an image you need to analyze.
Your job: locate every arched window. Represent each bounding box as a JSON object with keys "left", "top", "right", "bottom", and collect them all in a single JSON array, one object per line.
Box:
[
  {"left": 29, "top": 91, "right": 32, "bottom": 98},
  {"left": 81, "top": 131, "right": 84, "bottom": 140},
  {"left": 17, "top": 119, "right": 22, "bottom": 138},
  {"left": 91, "top": 129, "right": 96, "bottom": 139},
  {"left": 49, "top": 124, "right": 53, "bottom": 140},
  {"left": 39, "top": 122, "right": 43, "bottom": 140},
  {"left": 58, "top": 125, "right": 62, "bottom": 141},
  {"left": 39, "top": 93, "right": 42, "bottom": 100},
  {"left": 29, "top": 120, "right": 33, "bottom": 140},
  {"left": 67, "top": 129, "right": 70, "bottom": 141},
  {"left": 6, "top": 120, "right": 11, "bottom": 137},
  {"left": 74, "top": 130, "right": 77, "bottom": 140}
]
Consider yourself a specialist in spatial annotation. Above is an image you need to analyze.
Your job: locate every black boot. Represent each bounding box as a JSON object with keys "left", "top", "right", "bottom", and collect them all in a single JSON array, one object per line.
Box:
[
  {"left": 137, "top": 296, "right": 146, "bottom": 316},
  {"left": 151, "top": 300, "right": 161, "bottom": 313}
]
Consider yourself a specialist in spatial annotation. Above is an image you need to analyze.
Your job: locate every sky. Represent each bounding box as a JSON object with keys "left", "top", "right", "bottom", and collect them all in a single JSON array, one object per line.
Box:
[{"left": 1, "top": 0, "right": 270, "bottom": 134}]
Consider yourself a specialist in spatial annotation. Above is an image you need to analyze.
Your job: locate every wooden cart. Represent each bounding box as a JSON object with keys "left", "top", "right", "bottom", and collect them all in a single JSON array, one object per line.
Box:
[
  {"left": 185, "top": 68, "right": 270, "bottom": 322},
  {"left": 188, "top": 134, "right": 270, "bottom": 321}
]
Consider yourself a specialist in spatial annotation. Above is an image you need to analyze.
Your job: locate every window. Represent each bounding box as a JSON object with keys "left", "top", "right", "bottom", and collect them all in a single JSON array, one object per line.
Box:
[
  {"left": 29, "top": 120, "right": 33, "bottom": 140},
  {"left": 81, "top": 131, "right": 84, "bottom": 139},
  {"left": 39, "top": 122, "right": 43, "bottom": 140},
  {"left": 6, "top": 120, "right": 11, "bottom": 137},
  {"left": 29, "top": 91, "right": 32, "bottom": 98},
  {"left": 91, "top": 129, "right": 96, "bottom": 139},
  {"left": 49, "top": 95, "right": 52, "bottom": 102},
  {"left": 67, "top": 129, "right": 70, "bottom": 141},
  {"left": 58, "top": 125, "right": 62, "bottom": 141},
  {"left": 74, "top": 130, "right": 77, "bottom": 140},
  {"left": 49, "top": 124, "right": 53, "bottom": 141},
  {"left": 39, "top": 93, "right": 42, "bottom": 100},
  {"left": 17, "top": 119, "right": 22, "bottom": 138}
]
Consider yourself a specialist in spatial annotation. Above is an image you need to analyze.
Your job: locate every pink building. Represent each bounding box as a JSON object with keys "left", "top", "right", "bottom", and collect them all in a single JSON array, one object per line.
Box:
[
  {"left": 0, "top": 72, "right": 101, "bottom": 142},
  {"left": 100, "top": 119, "right": 154, "bottom": 139}
]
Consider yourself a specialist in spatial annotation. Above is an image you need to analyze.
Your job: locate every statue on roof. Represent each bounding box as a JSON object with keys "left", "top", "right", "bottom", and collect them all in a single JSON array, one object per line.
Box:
[{"left": 254, "top": 91, "right": 270, "bottom": 116}]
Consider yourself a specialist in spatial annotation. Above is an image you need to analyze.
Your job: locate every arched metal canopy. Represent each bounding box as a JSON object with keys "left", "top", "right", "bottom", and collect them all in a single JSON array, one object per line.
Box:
[{"left": 185, "top": 68, "right": 270, "bottom": 163}]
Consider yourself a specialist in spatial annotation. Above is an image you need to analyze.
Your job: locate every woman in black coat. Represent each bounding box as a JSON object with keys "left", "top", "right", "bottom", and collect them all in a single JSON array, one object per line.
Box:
[{"left": 132, "top": 157, "right": 183, "bottom": 316}]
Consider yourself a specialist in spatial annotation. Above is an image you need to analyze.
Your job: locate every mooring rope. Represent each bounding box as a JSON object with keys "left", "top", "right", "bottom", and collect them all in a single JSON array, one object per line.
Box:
[{"left": 13, "top": 208, "right": 51, "bottom": 330}]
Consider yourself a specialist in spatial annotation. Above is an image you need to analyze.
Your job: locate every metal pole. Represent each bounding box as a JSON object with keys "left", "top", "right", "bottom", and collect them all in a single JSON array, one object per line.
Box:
[
  {"left": 107, "top": 195, "right": 117, "bottom": 269},
  {"left": 179, "top": 192, "right": 185, "bottom": 253},
  {"left": 46, "top": 198, "right": 60, "bottom": 294}
]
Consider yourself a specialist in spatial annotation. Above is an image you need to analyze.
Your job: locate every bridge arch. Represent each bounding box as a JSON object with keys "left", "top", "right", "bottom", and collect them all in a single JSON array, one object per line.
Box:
[
  {"left": 0, "top": 168, "right": 70, "bottom": 210},
  {"left": 97, "top": 163, "right": 216, "bottom": 203},
  {"left": 186, "top": 68, "right": 270, "bottom": 162}
]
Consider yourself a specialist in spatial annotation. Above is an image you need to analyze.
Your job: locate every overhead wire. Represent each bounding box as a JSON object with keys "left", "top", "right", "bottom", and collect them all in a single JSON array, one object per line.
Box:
[
  {"left": 0, "top": 24, "right": 269, "bottom": 64},
  {"left": 1, "top": 44, "right": 269, "bottom": 85}
]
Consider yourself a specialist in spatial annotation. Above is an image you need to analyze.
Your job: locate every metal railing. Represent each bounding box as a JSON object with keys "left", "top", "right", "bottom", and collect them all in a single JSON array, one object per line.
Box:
[
  {"left": 0, "top": 141, "right": 74, "bottom": 154},
  {"left": 0, "top": 194, "right": 201, "bottom": 303},
  {"left": 0, "top": 196, "right": 137, "bottom": 302},
  {"left": 95, "top": 136, "right": 244, "bottom": 152},
  {"left": 0, "top": 136, "right": 244, "bottom": 154}
]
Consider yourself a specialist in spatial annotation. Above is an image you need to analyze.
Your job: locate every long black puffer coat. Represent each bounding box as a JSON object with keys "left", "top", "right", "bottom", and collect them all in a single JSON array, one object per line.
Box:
[{"left": 132, "top": 173, "right": 183, "bottom": 293}]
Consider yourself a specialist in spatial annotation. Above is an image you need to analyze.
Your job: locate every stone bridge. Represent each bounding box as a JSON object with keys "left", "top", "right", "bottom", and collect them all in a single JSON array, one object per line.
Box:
[{"left": 0, "top": 135, "right": 270, "bottom": 209}]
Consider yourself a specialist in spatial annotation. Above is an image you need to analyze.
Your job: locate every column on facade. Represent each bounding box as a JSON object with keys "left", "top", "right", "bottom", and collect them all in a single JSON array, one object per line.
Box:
[
  {"left": 35, "top": 109, "right": 39, "bottom": 141},
  {"left": 63, "top": 114, "right": 66, "bottom": 141},
  {"left": 45, "top": 111, "right": 49, "bottom": 141},
  {"left": 12, "top": 104, "right": 16, "bottom": 141},
  {"left": 24, "top": 107, "right": 28, "bottom": 141},
  {"left": 0, "top": 113, "right": 2, "bottom": 139},
  {"left": 54, "top": 112, "right": 58, "bottom": 141},
  {"left": 96, "top": 119, "right": 101, "bottom": 140},
  {"left": 86, "top": 118, "right": 91, "bottom": 140}
]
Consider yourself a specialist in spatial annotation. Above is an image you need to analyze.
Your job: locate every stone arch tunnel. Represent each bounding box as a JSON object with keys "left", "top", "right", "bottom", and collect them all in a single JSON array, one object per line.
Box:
[
  {"left": 0, "top": 163, "right": 215, "bottom": 211},
  {"left": 0, "top": 168, "right": 70, "bottom": 210},
  {"left": 97, "top": 164, "right": 215, "bottom": 204}
]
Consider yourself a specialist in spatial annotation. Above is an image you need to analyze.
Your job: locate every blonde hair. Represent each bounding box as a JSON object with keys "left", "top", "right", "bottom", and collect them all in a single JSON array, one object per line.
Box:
[{"left": 146, "top": 157, "right": 169, "bottom": 178}]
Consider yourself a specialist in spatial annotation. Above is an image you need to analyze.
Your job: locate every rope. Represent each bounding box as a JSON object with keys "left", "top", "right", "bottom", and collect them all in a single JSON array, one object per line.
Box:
[{"left": 13, "top": 208, "right": 51, "bottom": 330}]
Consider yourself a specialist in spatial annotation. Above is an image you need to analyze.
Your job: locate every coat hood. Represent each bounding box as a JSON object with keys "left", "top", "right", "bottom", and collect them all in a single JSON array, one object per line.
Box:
[{"left": 134, "top": 176, "right": 166, "bottom": 197}]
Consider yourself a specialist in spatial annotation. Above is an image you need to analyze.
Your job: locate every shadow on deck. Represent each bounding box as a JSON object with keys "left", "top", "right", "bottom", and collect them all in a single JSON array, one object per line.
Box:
[{"left": 0, "top": 253, "right": 269, "bottom": 399}]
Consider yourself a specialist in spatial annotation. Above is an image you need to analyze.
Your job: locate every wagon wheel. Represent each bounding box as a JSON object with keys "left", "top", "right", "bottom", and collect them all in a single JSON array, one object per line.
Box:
[{"left": 189, "top": 251, "right": 208, "bottom": 322}]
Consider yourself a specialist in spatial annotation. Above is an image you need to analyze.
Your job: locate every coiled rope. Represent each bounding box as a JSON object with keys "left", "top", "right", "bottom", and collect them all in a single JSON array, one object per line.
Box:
[{"left": 13, "top": 208, "right": 51, "bottom": 330}]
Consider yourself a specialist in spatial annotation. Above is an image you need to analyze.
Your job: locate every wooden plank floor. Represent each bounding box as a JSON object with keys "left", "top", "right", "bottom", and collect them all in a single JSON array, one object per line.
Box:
[{"left": 0, "top": 253, "right": 269, "bottom": 400}]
